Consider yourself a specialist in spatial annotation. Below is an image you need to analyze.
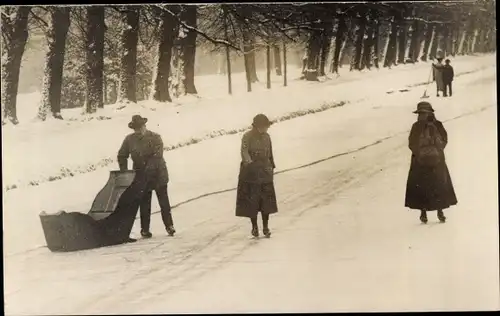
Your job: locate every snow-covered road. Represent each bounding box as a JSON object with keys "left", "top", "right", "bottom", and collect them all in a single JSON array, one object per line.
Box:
[{"left": 3, "top": 62, "right": 498, "bottom": 314}]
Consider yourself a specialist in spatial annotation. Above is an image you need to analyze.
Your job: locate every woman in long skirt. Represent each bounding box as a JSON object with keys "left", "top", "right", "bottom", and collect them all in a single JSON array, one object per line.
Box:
[
  {"left": 405, "top": 102, "right": 458, "bottom": 223},
  {"left": 236, "top": 114, "right": 278, "bottom": 237}
]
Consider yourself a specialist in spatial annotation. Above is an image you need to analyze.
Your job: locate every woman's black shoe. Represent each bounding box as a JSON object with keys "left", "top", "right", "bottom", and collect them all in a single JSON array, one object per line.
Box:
[
  {"left": 437, "top": 210, "right": 446, "bottom": 223},
  {"left": 141, "top": 230, "right": 153, "bottom": 238},
  {"left": 420, "top": 211, "right": 428, "bottom": 224},
  {"left": 263, "top": 227, "right": 271, "bottom": 238},
  {"left": 251, "top": 226, "right": 259, "bottom": 238}
]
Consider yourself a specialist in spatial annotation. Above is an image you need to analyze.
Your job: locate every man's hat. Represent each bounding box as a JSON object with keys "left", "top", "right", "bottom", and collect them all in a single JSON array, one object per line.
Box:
[
  {"left": 252, "top": 114, "right": 273, "bottom": 127},
  {"left": 128, "top": 115, "right": 148, "bottom": 129},
  {"left": 413, "top": 101, "right": 435, "bottom": 114}
]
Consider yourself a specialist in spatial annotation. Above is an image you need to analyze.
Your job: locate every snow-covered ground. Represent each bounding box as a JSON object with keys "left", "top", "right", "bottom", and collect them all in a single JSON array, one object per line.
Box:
[{"left": 3, "top": 54, "right": 498, "bottom": 314}]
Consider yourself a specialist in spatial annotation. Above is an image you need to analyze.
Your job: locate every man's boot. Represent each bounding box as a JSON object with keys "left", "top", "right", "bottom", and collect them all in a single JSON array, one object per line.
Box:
[{"left": 166, "top": 226, "right": 176, "bottom": 236}]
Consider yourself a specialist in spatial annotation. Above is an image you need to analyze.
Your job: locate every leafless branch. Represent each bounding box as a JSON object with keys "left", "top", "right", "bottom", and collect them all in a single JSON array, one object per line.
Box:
[
  {"left": 29, "top": 10, "right": 50, "bottom": 32},
  {"left": 159, "top": 5, "right": 242, "bottom": 51}
]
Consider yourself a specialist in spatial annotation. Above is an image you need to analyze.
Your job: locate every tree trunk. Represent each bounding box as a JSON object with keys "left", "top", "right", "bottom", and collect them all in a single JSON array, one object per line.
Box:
[
  {"left": 380, "top": 21, "right": 391, "bottom": 64},
  {"left": 353, "top": 16, "right": 366, "bottom": 70},
  {"left": 488, "top": 28, "right": 496, "bottom": 52},
  {"left": 429, "top": 24, "right": 441, "bottom": 60},
  {"left": 319, "top": 20, "right": 334, "bottom": 76},
  {"left": 181, "top": 6, "right": 197, "bottom": 94},
  {"left": 373, "top": 20, "right": 380, "bottom": 68},
  {"left": 384, "top": 17, "right": 398, "bottom": 67},
  {"left": 249, "top": 37, "right": 258, "bottom": 82},
  {"left": 408, "top": 20, "right": 420, "bottom": 62},
  {"left": 421, "top": 23, "right": 434, "bottom": 61},
  {"left": 240, "top": 25, "right": 258, "bottom": 85},
  {"left": 361, "top": 21, "right": 374, "bottom": 70},
  {"left": 266, "top": 44, "right": 271, "bottom": 89},
  {"left": 458, "top": 20, "right": 470, "bottom": 55},
  {"left": 450, "top": 26, "right": 457, "bottom": 56},
  {"left": 471, "top": 28, "right": 480, "bottom": 53},
  {"left": 151, "top": 7, "right": 179, "bottom": 102},
  {"left": 223, "top": 8, "right": 232, "bottom": 95},
  {"left": 476, "top": 29, "right": 484, "bottom": 53},
  {"left": 441, "top": 25, "right": 450, "bottom": 57},
  {"left": 1, "top": 7, "right": 30, "bottom": 125},
  {"left": 38, "top": 7, "right": 70, "bottom": 121},
  {"left": 117, "top": 6, "right": 139, "bottom": 104},
  {"left": 283, "top": 41, "right": 287, "bottom": 87},
  {"left": 225, "top": 45, "right": 232, "bottom": 95},
  {"left": 85, "top": 6, "right": 105, "bottom": 113},
  {"left": 273, "top": 45, "right": 282, "bottom": 76},
  {"left": 244, "top": 53, "right": 252, "bottom": 92},
  {"left": 170, "top": 40, "right": 184, "bottom": 98},
  {"left": 339, "top": 37, "right": 348, "bottom": 68},
  {"left": 332, "top": 16, "right": 347, "bottom": 74},
  {"left": 397, "top": 21, "right": 407, "bottom": 64},
  {"left": 305, "top": 30, "right": 322, "bottom": 80}
]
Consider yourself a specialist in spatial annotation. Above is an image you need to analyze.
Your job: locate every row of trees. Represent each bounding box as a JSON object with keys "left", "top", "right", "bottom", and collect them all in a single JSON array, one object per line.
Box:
[{"left": 1, "top": 2, "right": 495, "bottom": 125}]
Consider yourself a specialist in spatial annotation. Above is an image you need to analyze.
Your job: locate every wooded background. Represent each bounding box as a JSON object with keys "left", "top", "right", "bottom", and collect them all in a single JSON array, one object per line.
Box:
[{"left": 1, "top": 2, "right": 495, "bottom": 124}]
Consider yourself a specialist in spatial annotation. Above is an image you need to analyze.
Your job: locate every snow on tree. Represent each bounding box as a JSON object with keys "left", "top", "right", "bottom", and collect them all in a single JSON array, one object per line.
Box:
[
  {"left": 117, "top": 6, "right": 140, "bottom": 104},
  {"left": 151, "top": 5, "right": 179, "bottom": 103},
  {"left": 85, "top": 6, "right": 105, "bottom": 113},
  {"left": 1, "top": 7, "right": 31, "bottom": 125},
  {"left": 37, "top": 7, "right": 71, "bottom": 121}
]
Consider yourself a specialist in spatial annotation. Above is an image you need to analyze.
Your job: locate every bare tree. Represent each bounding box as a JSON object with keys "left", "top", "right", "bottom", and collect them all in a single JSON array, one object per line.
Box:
[
  {"left": 180, "top": 5, "right": 198, "bottom": 94},
  {"left": 85, "top": 6, "right": 105, "bottom": 113},
  {"left": 117, "top": 6, "right": 140, "bottom": 104},
  {"left": 384, "top": 15, "right": 399, "bottom": 67},
  {"left": 352, "top": 11, "right": 367, "bottom": 70},
  {"left": 1, "top": 7, "right": 31, "bottom": 125},
  {"left": 331, "top": 16, "right": 347, "bottom": 74},
  {"left": 151, "top": 5, "right": 179, "bottom": 102},
  {"left": 37, "top": 7, "right": 71, "bottom": 121}
]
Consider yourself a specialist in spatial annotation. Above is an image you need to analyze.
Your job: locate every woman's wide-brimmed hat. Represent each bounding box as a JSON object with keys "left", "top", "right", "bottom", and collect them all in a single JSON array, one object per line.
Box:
[
  {"left": 413, "top": 101, "right": 435, "bottom": 114},
  {"left": 128, "top": 115, "right": 148, "bottom": 129},
  {"left": 252, "top": 114, "right": 273, "bottom": 127}
]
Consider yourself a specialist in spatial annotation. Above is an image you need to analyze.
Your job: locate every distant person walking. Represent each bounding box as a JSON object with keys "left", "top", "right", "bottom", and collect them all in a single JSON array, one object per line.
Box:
[
  {"left": 117, "top": 115, "right": 176, "bottom": 238},
  {"left": 432, "top": 57, "right": 445, "bottom": 97},
  {"left": 236, "top": 114, "right": 278, "bottom": 238},
  {"left": 443, "top": 59, "right": 454, "bottom": 97},
  {"left": 405, "top": 102, "right": 457, "bottom": 224}
]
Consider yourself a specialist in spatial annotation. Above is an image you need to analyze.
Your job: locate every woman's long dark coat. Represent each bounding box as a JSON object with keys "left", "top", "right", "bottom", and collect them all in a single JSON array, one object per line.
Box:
[
  {"left": 405, "top": 119, "right": 458, "bottom": 211},
  {"left": 236, "top": 129, "right": 278, "bottom": 218}
]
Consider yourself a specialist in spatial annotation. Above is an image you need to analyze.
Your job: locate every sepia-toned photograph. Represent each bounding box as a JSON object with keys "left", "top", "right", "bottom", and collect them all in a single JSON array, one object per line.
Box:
[{"left": 2, "top": 1, "right": 498, "bottom": 314}]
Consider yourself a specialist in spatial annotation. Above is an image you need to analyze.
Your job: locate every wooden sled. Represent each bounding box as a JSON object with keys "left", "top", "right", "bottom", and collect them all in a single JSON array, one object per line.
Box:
[
  {"left": 39, "top": 170, "right": 136, "bottom": 252},
  {"left": 88, "top": 170, "right": 136, "bottom": 220}
]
